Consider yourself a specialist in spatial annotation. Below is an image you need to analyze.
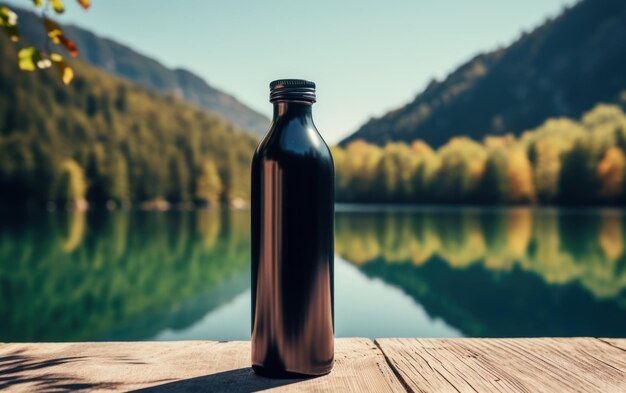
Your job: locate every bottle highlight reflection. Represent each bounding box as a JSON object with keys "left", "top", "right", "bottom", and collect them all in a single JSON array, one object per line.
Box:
[{"left": 251, "top": 79, "right": 334, "bottom": 377}]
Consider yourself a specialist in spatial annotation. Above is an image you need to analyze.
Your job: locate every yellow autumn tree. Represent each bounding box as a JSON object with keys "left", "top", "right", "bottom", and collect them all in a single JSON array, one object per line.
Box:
[
  {"left": 507, "top": 146, "right": 535, "bottom": 203},
  {"left": 597, "top": 147, "right": 626, "bottom": 199},
  {"left": 195, "top": 158, "right": 223, "bottom": 206},
  {"left": 58, "top": 158, "right": 87, "bottom": 204}
]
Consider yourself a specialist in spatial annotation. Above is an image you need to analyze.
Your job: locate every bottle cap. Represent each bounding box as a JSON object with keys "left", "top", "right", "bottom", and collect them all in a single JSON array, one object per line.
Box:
[{"left": 269, "top": 79, "right": 316, "bottom": 103}]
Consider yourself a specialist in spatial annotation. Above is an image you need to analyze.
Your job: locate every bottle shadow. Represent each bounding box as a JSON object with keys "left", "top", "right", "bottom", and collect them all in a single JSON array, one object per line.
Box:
[{"left": 131, "top": 367, "right": 305, "bottom": 393}]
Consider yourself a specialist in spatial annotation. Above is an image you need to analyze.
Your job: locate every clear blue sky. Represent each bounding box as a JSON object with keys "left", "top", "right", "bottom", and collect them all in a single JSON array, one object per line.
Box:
[{"left": 11, "top": 0, "right": 575, "bottom": 143}]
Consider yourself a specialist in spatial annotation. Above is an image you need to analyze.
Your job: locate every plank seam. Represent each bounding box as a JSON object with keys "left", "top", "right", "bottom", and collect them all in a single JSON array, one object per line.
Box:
[
  {"left": 419, "top": 342, "right": 474, "bottom": 393},
  {"left": 374, "top": 339, "right": 415, "bottom": 393},
  {"left": 596, "top": 338, "right": 626, "bottom": 353},
  {"left": 580, "top": 349, "right": 625, "bottom": 374},
  {"left": 433, "top": 368, "right": 462, "bottom": 393}
]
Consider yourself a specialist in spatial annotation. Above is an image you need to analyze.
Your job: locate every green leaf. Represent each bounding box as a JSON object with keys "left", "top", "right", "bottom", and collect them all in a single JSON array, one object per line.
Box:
[
  {"left": 50, "top": 0, "right": 65, "bottom": 13},
  {"left": 18, "top": 47, "right": 41, "bottom": 71}
]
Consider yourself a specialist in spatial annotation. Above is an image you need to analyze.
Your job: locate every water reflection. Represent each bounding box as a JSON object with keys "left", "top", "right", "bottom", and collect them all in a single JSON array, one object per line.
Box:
[
  {"left": 0, "top": 210, "right": 250, "bottom": 341},
  {"left": 335, "top": 207, "right": 626, "bottom": 337},
  {"left": 0, "top": 207, "right": 625, "bottom": 341}
]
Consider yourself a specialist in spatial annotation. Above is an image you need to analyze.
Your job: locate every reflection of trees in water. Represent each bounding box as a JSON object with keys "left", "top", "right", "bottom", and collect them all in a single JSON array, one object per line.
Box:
[
  {"left": 335, "top": 209, "right": 626, "bottom": 299},
  {"left": 336, "top": 208, "right": 626, "bottom": 337},
  {"left": 360, "top": 257, "right": 626, "bottom": 337},
  {"left": 0, "top": 210, "right": 249, "bottom": 341}
]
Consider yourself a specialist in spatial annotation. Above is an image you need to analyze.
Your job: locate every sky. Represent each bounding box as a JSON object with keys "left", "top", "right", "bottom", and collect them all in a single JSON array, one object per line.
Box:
[{"left": 10, "top": 0, "right": 575, "bottom": 143}]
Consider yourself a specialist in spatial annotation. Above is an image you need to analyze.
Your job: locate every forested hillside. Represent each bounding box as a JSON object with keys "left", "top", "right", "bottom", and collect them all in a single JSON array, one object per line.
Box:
[
  {"left": 343, "top": 0, "right": 626, "bottom": 147},
  {"left": 333, "top": 104, "right": 626, "bottom": 205},
  {"left": 13, "top": 6, "right": 270, "bottom": 137},
  {"left": 0, "top": 34, "right": 257, "bottom": 206}
]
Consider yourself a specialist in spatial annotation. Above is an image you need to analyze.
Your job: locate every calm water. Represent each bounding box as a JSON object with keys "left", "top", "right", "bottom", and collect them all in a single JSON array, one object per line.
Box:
[{"left": 1, "top": 206, "right": 625, "bottom": 342}]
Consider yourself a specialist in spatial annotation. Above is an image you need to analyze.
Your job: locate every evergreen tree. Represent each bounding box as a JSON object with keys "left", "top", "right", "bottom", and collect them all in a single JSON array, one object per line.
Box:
[{"left": 479, "top": 148, "right": 508, "bottom": 204}]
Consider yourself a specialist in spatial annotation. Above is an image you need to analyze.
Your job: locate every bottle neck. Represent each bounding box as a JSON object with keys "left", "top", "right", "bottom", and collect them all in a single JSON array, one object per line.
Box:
[{"left": 272, "top": 101, "right": 313, "bottom": 121}]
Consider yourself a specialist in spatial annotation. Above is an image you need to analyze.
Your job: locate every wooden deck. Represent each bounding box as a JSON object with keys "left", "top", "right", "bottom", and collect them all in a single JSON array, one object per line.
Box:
[{"left": 1, "top": 338, "right": 624, "bottom": 392}]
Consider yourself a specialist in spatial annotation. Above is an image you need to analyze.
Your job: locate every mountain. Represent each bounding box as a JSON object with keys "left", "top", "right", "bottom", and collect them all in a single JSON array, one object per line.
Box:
[
  {"left": 0, "top": 33, "right": 257, "bottom": 205},
  {"left": 342, "top": 0, "right": 626, "bottom": 147},
  {"left": 13, "top": 6, "right": 270, "bottom": 137}
]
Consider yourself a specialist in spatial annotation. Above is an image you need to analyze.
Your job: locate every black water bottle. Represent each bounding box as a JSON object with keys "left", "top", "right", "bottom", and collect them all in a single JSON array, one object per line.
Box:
[{"left": 251, "top": 79, "right": 334, "bottom": 377}]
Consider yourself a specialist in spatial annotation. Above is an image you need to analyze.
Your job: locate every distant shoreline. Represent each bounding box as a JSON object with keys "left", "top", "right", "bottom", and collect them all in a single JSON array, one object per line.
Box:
[{"left": 1, "top": 202, "right": 626, "bottom": 213}]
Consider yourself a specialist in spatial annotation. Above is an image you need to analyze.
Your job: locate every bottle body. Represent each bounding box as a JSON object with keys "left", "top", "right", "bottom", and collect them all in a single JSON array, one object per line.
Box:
[{"left": 251, "top": 95, "right": 334, "bottom": 377}]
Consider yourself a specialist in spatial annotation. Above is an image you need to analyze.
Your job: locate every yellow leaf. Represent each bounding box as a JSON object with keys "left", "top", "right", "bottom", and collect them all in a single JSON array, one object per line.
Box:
[
  {"left": 50, "top": 0, "right": 65, "bottom": 13},
  {"left": 1, "top": 7, "right": 19, "bottom": 41},
  {"left": 50, "top": 53, "right": 74, "bottom": 85},
  {"left": 0, "top": 6, "right": 18, "bottom": 25},
  {"left": 32, "top": 0, "right": 44, "bottom": 7},
  {"left": 43, "top": 18, "right": 79, "bottom": 57},
  {"left": 43, "top": 18, "right": 63, "bottom": 44},
  {"left": 17, "top": 47, "right": 41, "bottom": 71},
  {"left": 0, "top": 6, "right": 20, "bottom": 42},
  {"left": 60, "top": 65, "right": 74, "bottom": 85}
]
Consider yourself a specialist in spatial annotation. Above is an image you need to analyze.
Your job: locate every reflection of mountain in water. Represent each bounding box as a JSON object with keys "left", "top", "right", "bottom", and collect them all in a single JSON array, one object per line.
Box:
[
  {"left": 0, "top": 210, "right": 249, "bottom": 341},
  {"left": 102, "top": 270, "right": 249, "bottom": 341},
  {"left": 361, "top": 256, "right": 626, "bottom": 337},
  {"left": 336, "top": 208, "right": 626, "bottom": 337},
  {"left": 3, "top": 207, "right": 626, "bottom": 341}
]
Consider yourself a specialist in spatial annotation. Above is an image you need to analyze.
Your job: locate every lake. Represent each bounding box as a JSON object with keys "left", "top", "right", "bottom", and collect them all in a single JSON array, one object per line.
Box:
[{"left": 1, "top": 206, "right": 625, "bottom": 342}]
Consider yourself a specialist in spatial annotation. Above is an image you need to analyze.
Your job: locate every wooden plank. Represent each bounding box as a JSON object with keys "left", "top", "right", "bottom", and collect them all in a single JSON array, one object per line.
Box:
[
  {"left": 0, "top": 338, "right": 405, "bottom": 392},
  {"left": 376, "top": 338, "right": 626, "bottom": 393},
  {"left": 599, "top": 338, "right": 626, "bottom": 352}
]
